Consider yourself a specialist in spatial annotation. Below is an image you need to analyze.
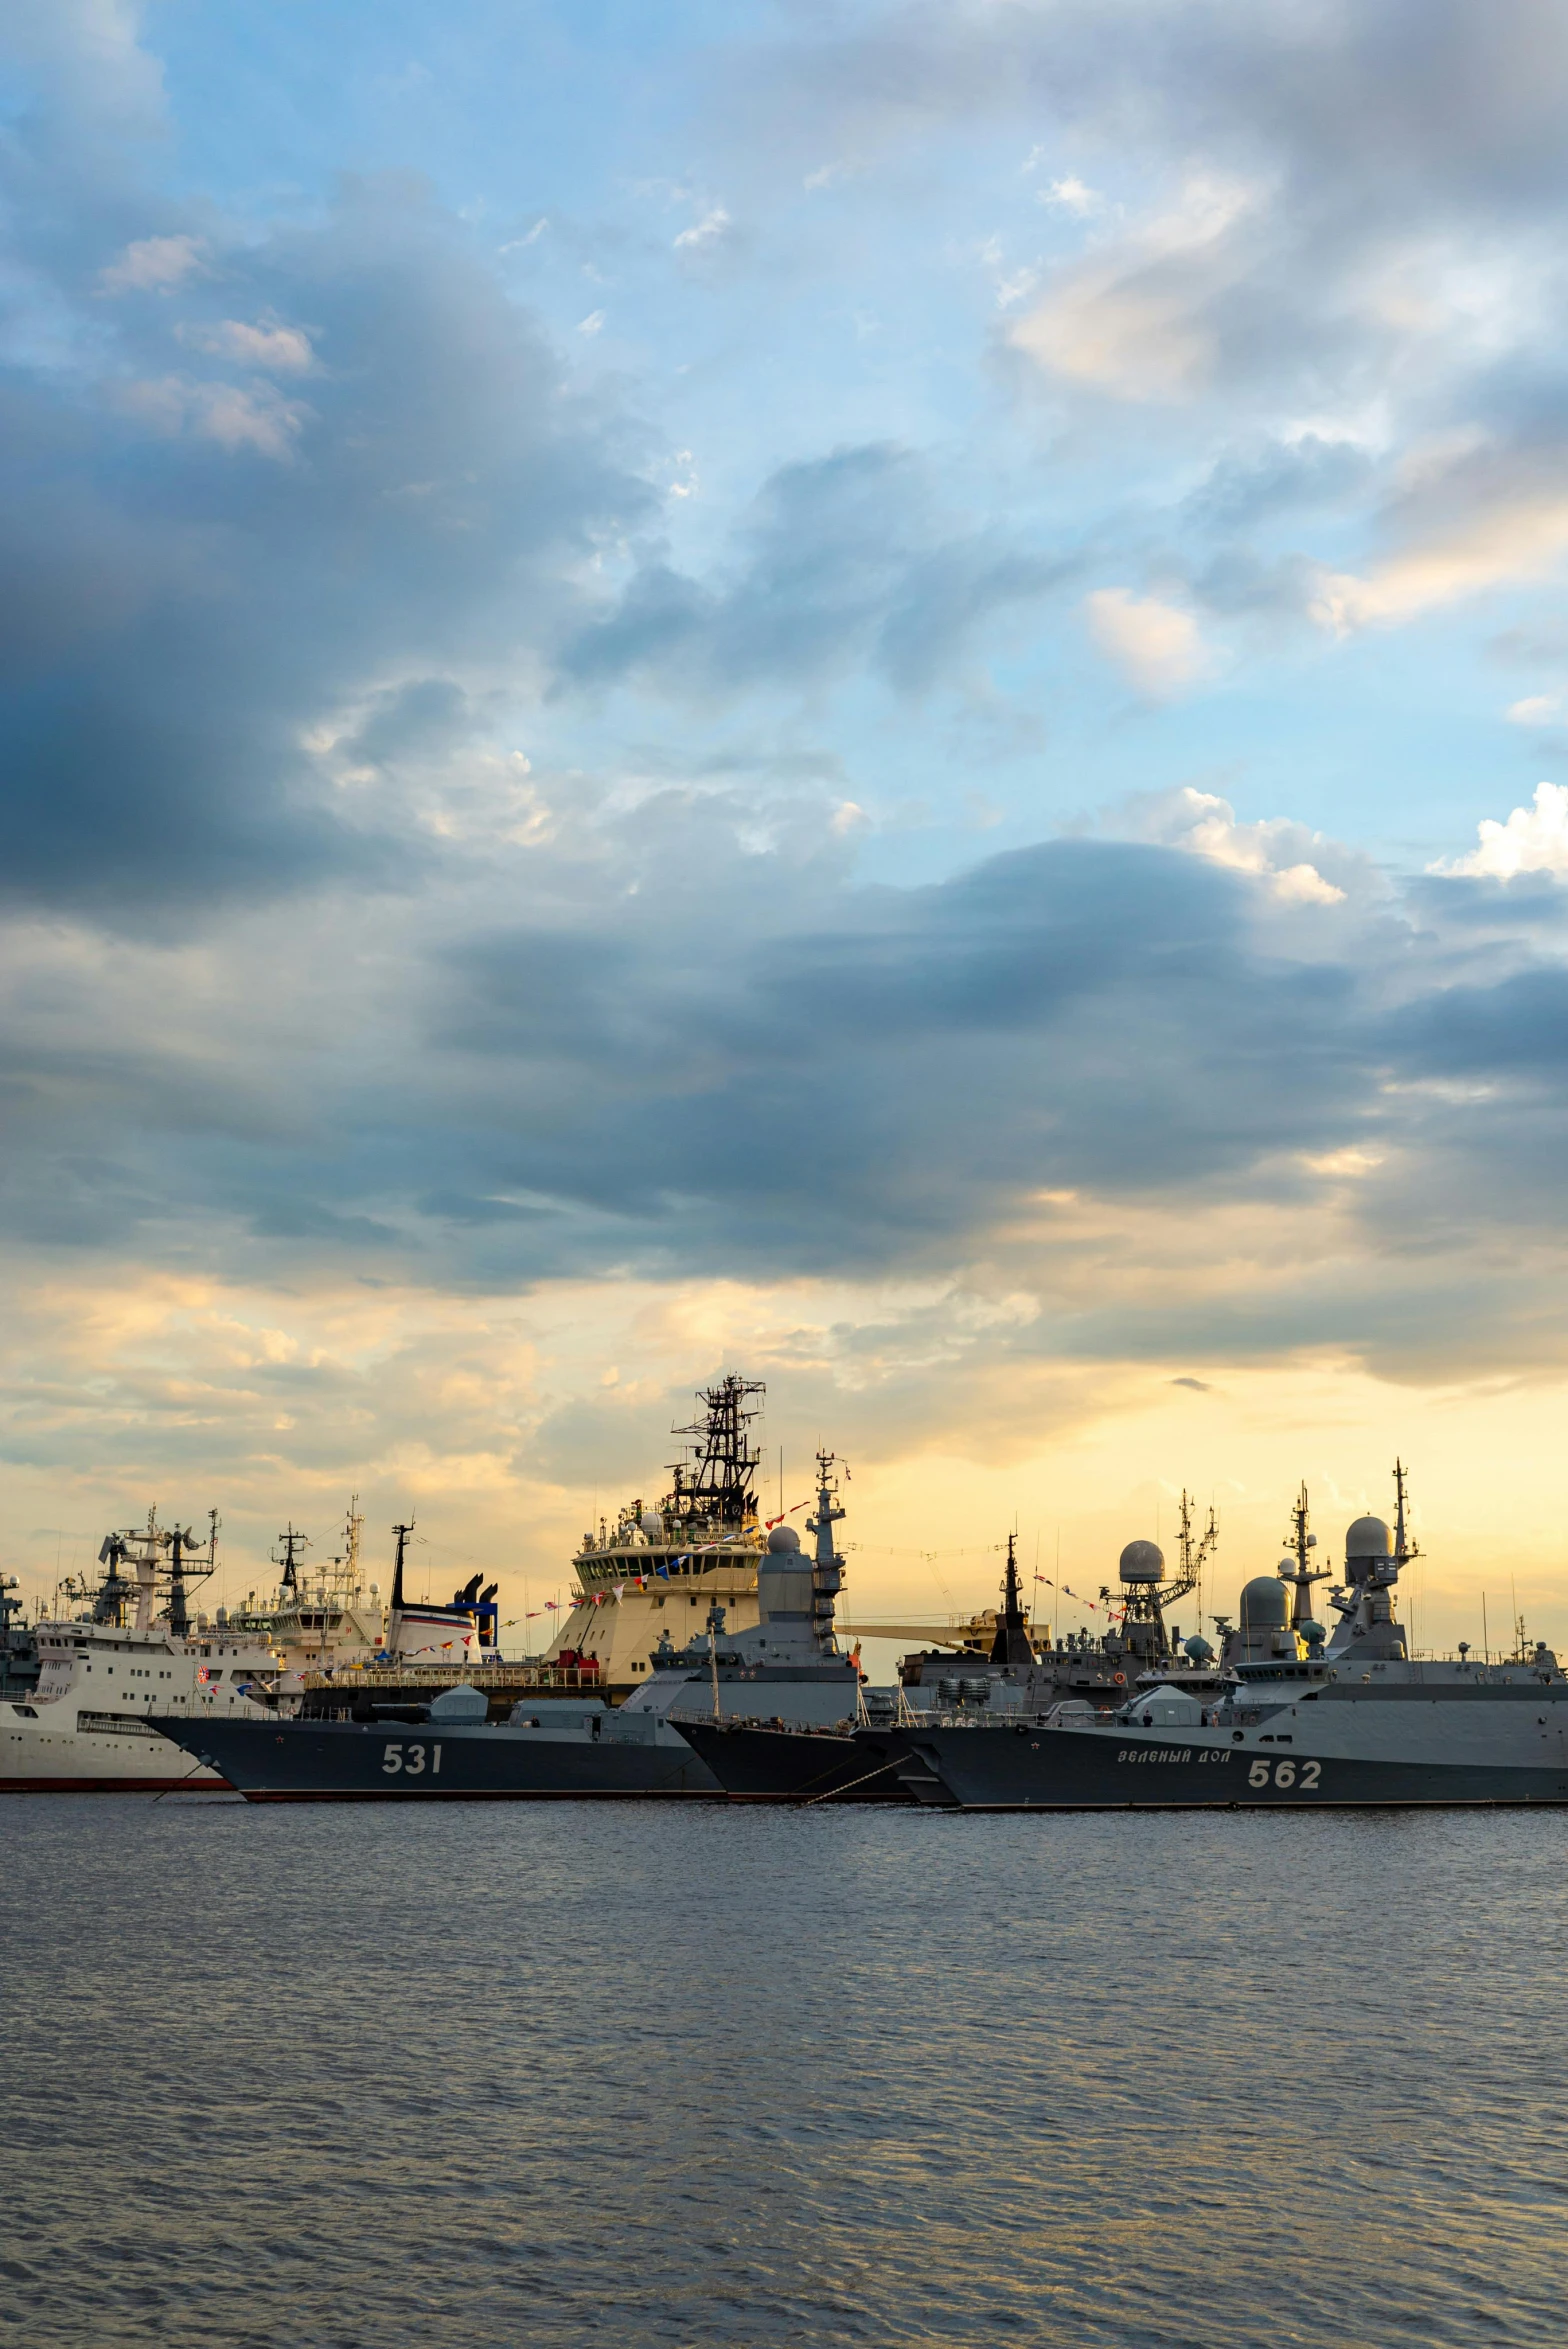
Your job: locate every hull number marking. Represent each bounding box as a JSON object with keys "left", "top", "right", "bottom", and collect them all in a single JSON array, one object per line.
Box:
[
  {"left": 381, "top": 1743, "right": 443, "bottom": 1775},
  {"left": 1249, "top": 1756, "right": 1321, "bottom": 1790}
]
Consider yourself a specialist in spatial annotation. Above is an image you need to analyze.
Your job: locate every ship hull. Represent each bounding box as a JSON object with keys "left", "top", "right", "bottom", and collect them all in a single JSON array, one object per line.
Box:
[
  {"left": 863, "top": 1716, "right": 1568, "bottom": 1810},
  {"left": 2, "top": 1705, "right": 227, "bottom": 1793},
  {"left": 678, "top": 1720, "right": 912, "bottom": 1803},
  {"left": 153, "top": 1715, "right": 724, "bottom": 1800}
]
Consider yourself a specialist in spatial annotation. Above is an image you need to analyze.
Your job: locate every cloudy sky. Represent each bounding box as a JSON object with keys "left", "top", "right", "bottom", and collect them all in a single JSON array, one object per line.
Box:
[{"left": 7, "top": 0, "right": 1568, "bottom": 1646}]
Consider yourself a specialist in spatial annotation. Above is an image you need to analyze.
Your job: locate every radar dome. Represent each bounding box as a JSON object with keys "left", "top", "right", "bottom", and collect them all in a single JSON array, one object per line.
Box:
[
  {"left": 1119, "top": 1539, "right": 1165, "bottom": 1584},
  {"left": 1345, "top": 1515, "right": 1393, "bottom": 1560},
  {"left": 1298, "top": 1620, "right": 1326, "bottom": 1647},
  {"left": 1240, "top": 1575, "right": 1289, "bottom": 1631},
  {"left": 639, "top": 1508, "right": 664, "bottom": 1539},
  {"left": 767, "top": 1523, "right": 802, "bottom": 1554},
  {"left": 1182, "top": 1633, "right": 1215, "bottom": 1664}
]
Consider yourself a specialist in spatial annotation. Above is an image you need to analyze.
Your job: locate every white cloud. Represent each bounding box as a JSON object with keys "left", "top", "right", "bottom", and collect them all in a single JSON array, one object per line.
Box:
[
  {"left": 1506, "top": 695, "right": 1561, "bottom": 727},
  {"left": 1084, "top": 588, "right": 1210, "bottom": 699},
  {"left": 1435, "top": 781, "right": 1568, "bottom": 880},
  {"left": 1039, "top": 176, "right": 1100, "bottom": 217},
  {"left": 1126, "top": 786, "right": 1347, "bottom": 905},
  {"left": 1313, "top": 493, "right": 1568, "bottom": 633},
  {"left": 177, "top": 318, "right": 314, "bottom": 373},
  {"left": 577, "top": 309, "right": 606, "bottom": 336},
  {"left": 98, "top": 233, "right": 206, "bottom": 295},
  {"left": 1010, "top": 173, "right": 1258, "bottom": 401},
  {"left": 674, "top": 206, "right": 731, "bottom": 253}
]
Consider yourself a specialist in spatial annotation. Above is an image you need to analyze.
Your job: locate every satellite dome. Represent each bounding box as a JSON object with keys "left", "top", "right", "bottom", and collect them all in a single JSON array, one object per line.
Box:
[
  {"left": 639, "top": 1508, "right": 664, "bottom": 1539},
  {"left": 1119, "top": 1539, "right": 1165, "bottom": 1584},
  {"left": 1345, "top": 1515, "right": 1393, "bottom": 1560},
  {"left": 1182, "top": 1633, "right": 1215, "bottom": 1664},
  {"left": 1240, "top": 1575, "right": 1289, "bottom": 1631},
  {"left": 766, "top": 1523, "right": 802, "bottom": 1554},
  {"left": 1298, "top": 1620, "right": 1326, "bottom": 1647}
]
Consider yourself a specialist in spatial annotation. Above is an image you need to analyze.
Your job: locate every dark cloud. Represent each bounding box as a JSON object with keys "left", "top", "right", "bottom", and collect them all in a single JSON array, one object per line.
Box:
[
  {"left": 758, "top": 1, "right": 1568, "bottom": 211},
  {"left": 6, "top": 799, "right": 1568, "bottom": 1383},
  {"left": 0, "top": 170, "right": 656, "bottom": 910}
]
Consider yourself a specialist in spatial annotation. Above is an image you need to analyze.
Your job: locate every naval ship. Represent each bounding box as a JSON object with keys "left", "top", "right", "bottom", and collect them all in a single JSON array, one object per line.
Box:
[
  {"left": 150, "top": 1450, "right": 871, "bottom": 1797},
  {"left": 683, "top": 1502, "right": 1226, "bottom": 1801},
  {"left": 854, "top": 1468, "right": 1568, "bottom": 1808},
  {"left": 0, "top": 1511, "right": 277, "bottom": 1793}
]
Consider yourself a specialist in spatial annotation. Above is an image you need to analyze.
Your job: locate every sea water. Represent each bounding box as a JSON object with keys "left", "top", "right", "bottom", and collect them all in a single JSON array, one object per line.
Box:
[{"left": 2, "top": 1797, "right": 1564, "bottom": 2346}]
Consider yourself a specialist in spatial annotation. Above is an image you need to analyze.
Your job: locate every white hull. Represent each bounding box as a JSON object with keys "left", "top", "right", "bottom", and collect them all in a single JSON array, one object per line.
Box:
[
  {"left": 6, "top": 1611, "right": 278, "bottom": 1794},
  {"left": 0, "top": 1701, "right": 227, "bottom": 1792}
]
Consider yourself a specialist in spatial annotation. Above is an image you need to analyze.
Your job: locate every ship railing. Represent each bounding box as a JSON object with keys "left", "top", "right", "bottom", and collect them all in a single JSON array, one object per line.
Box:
[{"left": 292, "top": 1661, "right": 604, "bottom": 1692}]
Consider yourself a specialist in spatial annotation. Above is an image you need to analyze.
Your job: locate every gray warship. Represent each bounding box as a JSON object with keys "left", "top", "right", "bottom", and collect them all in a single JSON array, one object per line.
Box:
[
  {"left": 634, "top": 1450, "right": 862, "bottom": 1726},
  {"left": 856, "top": 1468, "right": 1568, "bottom": 1809}
]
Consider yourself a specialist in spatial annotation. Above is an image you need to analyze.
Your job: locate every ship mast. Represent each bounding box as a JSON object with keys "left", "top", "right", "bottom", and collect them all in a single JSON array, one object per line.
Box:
[
  {"left": 273, "top": 1523, "right": 310, "bottom": 1598},
  {"left": 989, "top": 1531, "right": 1035, "bottom": 1669},
  {"left": 1392, "top": 1459, "right": 1420, "bottom": 1574},
  {"left": 666, "top": 1375, "right": 764, "bottom": 1529},
  {"left": 1279, "top": 1483, "right": 1330, "bottom": 1629},
  {"left": 806, "top": 1448, "right": 847, "bottom": 1656}
]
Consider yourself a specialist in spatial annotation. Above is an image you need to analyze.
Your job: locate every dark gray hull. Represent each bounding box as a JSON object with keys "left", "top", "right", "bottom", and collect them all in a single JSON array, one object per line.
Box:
[
  {"left": 155, "top": 1716, "right": 723, "bottom": 1800},
  {"left": 867, "top": 1722, "right": 1568, "bottom": 1809},
  {"left": 679, "top": 1719, "right": 912, "bottom": 1802}
]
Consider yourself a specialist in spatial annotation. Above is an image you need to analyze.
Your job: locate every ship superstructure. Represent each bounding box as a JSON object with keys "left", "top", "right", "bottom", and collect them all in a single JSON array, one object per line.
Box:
[
  {"left": 546, "top": 1376, "right": 776, "bottom": 1688},
  {"left": 896, "top": 1495, "right": 1223, "bottom": 1716},
  {"left": 221, "top": 1497, "right": 388, "bottom": 1673}
]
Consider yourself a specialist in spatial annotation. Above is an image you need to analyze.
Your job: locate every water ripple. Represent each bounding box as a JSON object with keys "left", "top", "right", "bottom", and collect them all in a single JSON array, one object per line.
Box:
[{"left": 3, "top": 1800, "right": 1565, "bottom": 2346}]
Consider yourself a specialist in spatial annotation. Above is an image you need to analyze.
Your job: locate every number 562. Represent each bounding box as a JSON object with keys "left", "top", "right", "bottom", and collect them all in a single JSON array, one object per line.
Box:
[{"left": 1249, "top": 1757, "right": 1320, "bottom": 1790}]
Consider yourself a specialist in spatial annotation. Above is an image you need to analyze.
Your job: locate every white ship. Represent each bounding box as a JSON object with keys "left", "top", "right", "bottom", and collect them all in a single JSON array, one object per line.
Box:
[
  {"left": 1, "top": 1510, "right": 277, "bottom": 1793},
  {"left": 544, "top": 1377, "right": 781, "bottom": 1689}
]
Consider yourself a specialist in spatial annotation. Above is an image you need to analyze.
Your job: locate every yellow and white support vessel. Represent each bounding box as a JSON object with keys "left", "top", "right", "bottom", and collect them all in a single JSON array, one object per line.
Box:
[{"left": 545, "top": 1376, "right": 785, "bottom": 1693}]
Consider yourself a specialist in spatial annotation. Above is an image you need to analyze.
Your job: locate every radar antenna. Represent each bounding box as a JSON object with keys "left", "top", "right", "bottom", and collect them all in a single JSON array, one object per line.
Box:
[{"left": 664, "top": 1374, "right": 765, "bottom": 1530}]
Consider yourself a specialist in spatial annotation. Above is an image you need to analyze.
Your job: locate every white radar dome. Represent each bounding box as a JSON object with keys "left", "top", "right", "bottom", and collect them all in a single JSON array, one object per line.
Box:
[
  {"left": 1119, "top": 1540, "right": 1165, "bottom": 1584},
  {"left": 767, "top": 1524, "right": 802, "bottom": 1554},
  {"left": 639, "top": 1509, "right": 665, "bottom": 1539},
  {"left": 1345, "top": 1515, "right": 1393, "bottom": 1560}
]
